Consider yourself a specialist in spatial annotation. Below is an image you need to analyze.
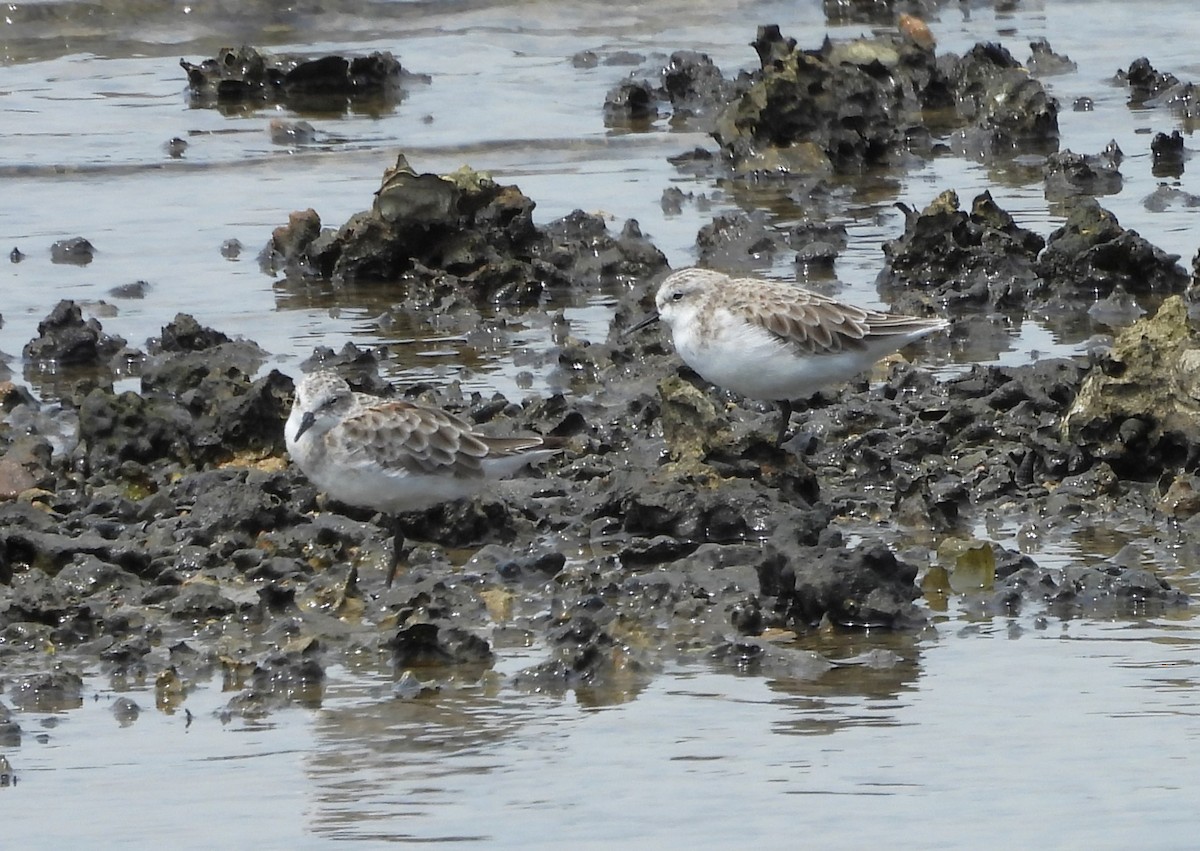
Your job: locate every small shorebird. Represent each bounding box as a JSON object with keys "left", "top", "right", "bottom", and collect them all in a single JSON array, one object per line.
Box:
[
  {"left": 285, "top": 371, "right": 558, "bottom": 587},
  {"left": 629, "top": 267, "right": 949, "bottom": 445}
]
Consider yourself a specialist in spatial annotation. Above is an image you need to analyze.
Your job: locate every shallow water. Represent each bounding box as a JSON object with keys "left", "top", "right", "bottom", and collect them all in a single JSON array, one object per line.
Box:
[{"left": 4, "top": 0, "right": 1200, "bottom": 845}]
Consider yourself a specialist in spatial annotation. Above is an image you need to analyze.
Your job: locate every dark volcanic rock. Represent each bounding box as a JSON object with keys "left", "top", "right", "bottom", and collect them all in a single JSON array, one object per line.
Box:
[
  {"left": 388, "top": 621, "right": 493, "bottom": 668},
  {"left": 180, "top": 45, "right": 427, "bottom": 110},
  {"left": 1152, "top": 130, "right": 1186, "bottom": 178},
  {"left": 538, "top": 212, "right": 668, "bottom": 288},
  {"left": 221, "top": 648, "right": 326, "bottom": 717},
  {"left": 706, "top": 28, "right": 1057, "bottom": 175},
  {"left": 78, "top": 358, "right": 291, "bottom": 477},
  {"left": 1043, "top": 144, "right": 1123, "bottom": 200},
  {"left": 262, "top": 153, "right": 667, "bottom": 300},
  {"left": 152, "top": 313, "right": 232, "bottom": 353},
  {"left": 1035, "top": 197, "right": 1188, "bottom": 297},
  {"left": 1117, "top": 57, "right": 1181, "bottom": 107},
  {"left": 513, "top": 614, "right": 646, "bottom": 694},
  {"left": 9, "top": 666, "right": 84, "bottom": 711},
  {"left": 298, "top": 343, "right": 392, "bottom": 397},
  {"left": 696, "top": 210, "right": 787, "bottom": 270},
  {"left": 603, "top": 79, "right": 658, "bottom": 126},
  {"left": 602, "top": 50, "right": 739, "bottom": 133},
  {"left": 759, "top": 537, "right": 924, "bottom": 629},
  {"left": 1025, "top": 38, "right": 1077, "bottom": 77},
  {"left": 0, "top": 699, "right": 21, "bottom": 746},
  {"left": 169, "top": 583, "right": 239, "bottom": 620},
  {"left": 590, "top": 466, "right": 825, "bottom": 545},
  {"left": 50, "top": 237, "right": 95, "bottom": 266},
  {"left": 177, "top": 468, "right": 302, "bottom": 542},
  {"left": 661, "top": 50, "right": 738, "bottom": 127},
  {"left": 22, "top": 301, "right": 127, "bottom": 367},
  {"left": 941, "top": 42, "right": 1059, "bottom": 153},
  {"left": 78, "top": 388, "right": 196, "bottom": 475},
  {"left": 878, "top": 190, "right": 1044, "bottom": 311},
  {"left": 714, "top": 25, "right": 945, "bottom": 174},
  {"left": 466, "top": 544, "right": 566, "bottom": 581},
  {"left": 108, "top": 280, "right": 150, "bottom": 300},
  {"left": 999, "top": 562, "right": 1188, "bottom": 618}
]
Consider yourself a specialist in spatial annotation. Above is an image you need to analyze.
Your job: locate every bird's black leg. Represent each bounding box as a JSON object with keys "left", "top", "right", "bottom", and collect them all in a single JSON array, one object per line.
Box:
[
  {"left": 385, "top": 514, "right": 405, "bottom": 589},
  {"left": 775, "top": 399, "right": 793, "bottom": 447}
]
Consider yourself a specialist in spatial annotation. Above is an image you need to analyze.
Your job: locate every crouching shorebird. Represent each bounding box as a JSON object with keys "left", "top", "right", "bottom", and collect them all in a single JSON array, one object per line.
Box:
[
  {"left": 285, "top": 371, "right": 558, "bottom": 588},
  {"left": 629, "top": 267, "right": 949, "bottom": 445}
]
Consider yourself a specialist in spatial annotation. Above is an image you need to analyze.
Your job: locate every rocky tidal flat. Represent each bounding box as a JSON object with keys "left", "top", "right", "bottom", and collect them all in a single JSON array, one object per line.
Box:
[{"left": 4, "top": 16, "right": 1200, "bottom": 736}]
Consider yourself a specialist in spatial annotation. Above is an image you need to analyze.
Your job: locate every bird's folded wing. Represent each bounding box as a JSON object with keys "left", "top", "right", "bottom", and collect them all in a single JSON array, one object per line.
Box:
[
  {"left": 739, "top": 288, "right": 873, "bottom": 355},
  {"left": 330, "top": 401, "right": 489, "bottom": 478}
]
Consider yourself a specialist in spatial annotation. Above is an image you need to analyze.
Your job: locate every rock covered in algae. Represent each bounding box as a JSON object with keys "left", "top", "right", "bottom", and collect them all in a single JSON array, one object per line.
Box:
[{"left": 1062, "top": 295, "right": 1200, "bottom": 476}]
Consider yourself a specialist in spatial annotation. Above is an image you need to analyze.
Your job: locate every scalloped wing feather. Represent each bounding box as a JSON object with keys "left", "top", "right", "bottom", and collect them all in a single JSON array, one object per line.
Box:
[
  {"left": 738, "top": 284, "right": 872, "bottom": 354},
  {"left": 732, "top": 277, "right": 939, "bottom": 355},
  {"left": 329, "top": 401, "right": 489, "bottom": 479}
]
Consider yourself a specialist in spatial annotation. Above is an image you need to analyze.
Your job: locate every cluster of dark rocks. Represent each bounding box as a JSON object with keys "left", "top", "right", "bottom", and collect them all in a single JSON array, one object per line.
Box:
[
  {"left": 2, "top": 22, "right": 1198, "bottom": 723},
  {"left": 180, "top": 45, "right": 428, "bottom": 113}
]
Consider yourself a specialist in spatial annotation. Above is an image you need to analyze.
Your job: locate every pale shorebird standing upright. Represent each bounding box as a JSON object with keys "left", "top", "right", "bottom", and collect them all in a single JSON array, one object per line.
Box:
[{"left": 629, "top": 267, "right": 949, "bottom": 445}]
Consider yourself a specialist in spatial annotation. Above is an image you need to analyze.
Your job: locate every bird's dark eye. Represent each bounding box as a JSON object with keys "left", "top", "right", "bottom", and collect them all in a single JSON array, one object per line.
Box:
[{"left": 671, "top": 290, "right": 684, "bottom": 302}]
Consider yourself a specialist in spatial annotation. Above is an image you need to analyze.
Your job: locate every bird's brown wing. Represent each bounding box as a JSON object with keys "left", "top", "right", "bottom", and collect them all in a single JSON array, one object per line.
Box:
[
  {"left": 328, "top": 401, "right": 490, "bottom": 479},
  {"left": 731, "top": 278, "right": 941, "bottom": 355},
  {"left": 731, "top": 279, "right": 875, "bottom": 354}
]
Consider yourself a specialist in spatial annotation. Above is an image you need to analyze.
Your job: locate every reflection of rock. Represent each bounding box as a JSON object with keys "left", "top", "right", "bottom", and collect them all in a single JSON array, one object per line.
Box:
[
  {"left": 1063, "top": 296, "right": 1200, "bottom": 476},
  {"left": 1086, "top": 284, "right": 1145, "bottom": 328}
]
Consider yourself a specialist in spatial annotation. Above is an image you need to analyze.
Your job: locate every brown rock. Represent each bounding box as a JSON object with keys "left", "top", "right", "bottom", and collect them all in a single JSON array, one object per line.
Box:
[{"left": 0, "top": 457, "right": 36, "bottom": 501}]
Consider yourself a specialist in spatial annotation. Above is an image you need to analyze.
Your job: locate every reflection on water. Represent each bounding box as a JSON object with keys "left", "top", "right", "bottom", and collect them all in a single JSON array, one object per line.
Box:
[
  {"left": 4, "top": 604, "right": 1200, "bottom": 846},
  {"left": 301, "top": 635, "right": 930, "bottom": 843}
]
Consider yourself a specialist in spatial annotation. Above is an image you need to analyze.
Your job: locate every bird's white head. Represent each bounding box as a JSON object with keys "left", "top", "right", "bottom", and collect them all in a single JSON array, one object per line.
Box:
[
  {"left": 286, "top": 371, "right": 355, "bottom": 446},
  {"left": 654, "top": 268, "right": 720, "bottom": 331}
]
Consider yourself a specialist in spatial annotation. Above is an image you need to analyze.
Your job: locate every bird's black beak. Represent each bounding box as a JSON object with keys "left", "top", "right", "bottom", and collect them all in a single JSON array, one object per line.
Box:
[
  {"left": 623, "top": 311, "right": 660, "bottom": 338},
  {"left": 295, "top": 411, "right": 316, "bottom": 440}
]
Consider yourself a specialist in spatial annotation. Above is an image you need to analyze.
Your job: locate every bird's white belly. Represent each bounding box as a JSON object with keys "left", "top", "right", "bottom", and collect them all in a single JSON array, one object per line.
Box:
[
  {"left": 675, "top": 317, "right": 878, "bottom": 402},
  {"left": 307, "top": 462, "right": 479, "bottom": 514}
]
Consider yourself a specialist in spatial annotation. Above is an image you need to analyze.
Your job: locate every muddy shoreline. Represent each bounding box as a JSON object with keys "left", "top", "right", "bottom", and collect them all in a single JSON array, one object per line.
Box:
[{"left": 3, "top": 22, "right": 1199, "bottom": 726}]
